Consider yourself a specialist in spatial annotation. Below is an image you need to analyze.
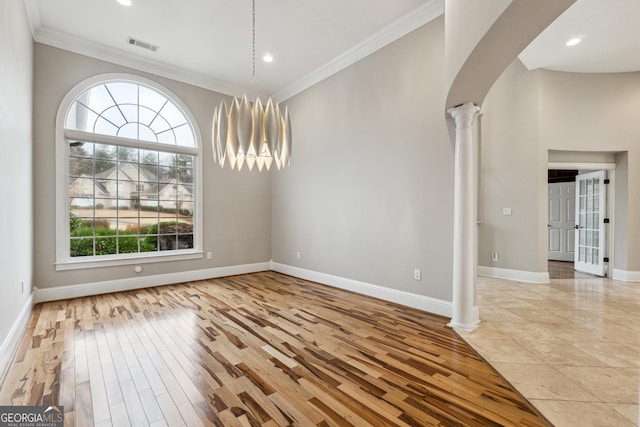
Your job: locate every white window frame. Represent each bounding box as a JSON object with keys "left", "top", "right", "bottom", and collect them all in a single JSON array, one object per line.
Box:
[{"left": 55, "top": 73, "right": 203, "bottom": 271}]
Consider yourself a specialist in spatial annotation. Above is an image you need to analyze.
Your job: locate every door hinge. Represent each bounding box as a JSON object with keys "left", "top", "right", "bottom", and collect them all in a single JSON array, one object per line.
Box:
[
  {"left": 604, "top": 257, "right": 609, "bottom": 262},
  {"left": 604, "top": 218, "right": 610, "bottom": 223},
  {"left": 604, "top": 179, "right": 610, "bottom": 184}
]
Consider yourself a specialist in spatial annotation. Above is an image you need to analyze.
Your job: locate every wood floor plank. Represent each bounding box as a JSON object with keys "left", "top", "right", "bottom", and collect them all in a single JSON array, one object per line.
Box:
[{"left": 0, "top": 272, "right": 549, "bottom": 426}]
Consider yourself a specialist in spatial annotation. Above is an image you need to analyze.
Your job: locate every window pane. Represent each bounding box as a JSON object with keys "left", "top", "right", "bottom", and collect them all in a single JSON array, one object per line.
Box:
[
  {"left": 69, "top": 157, "right": 94, "bottom": 178},
  {"left": 102, "top": 106, "right": 126, "bottom": 128},
  {"left": 118, "top": 123, "right": 139, "bottom": 140},
  {"left": 159, "top": 102, "right": 187, "bottom": 128},
  {"left": 118, "top": 236, "right": 139, "bottom": 254},
  {"left": 149, "top": 114, "right": 172, "bottom": 135},
  {"left": 156, "top": 129, "right": 176, "bottom": 145},
  {"left": 159, "top": 153, "right": 176, "bottom": 167},
  {"left": 95, "top": 237, "right": 118, "bottom": 255},
  {"left": 139, "top": 85, "right": 167, "bottom": 112},
  {"left": 66, "top": 103, "right": 99, "bottom": 132},
  {"left": 173, "top": 123, "right": 195, "bottom": 147},
  {"left": 95, "top": 144, "right": 117, "bottom": 160},
  {"left": 70, "top": 237, "right": 94, "bottom": 257},
  {"left": 63, "top": 79, "right": 198, "bottom": 261},
  {"left": 70, "top": 197, "right": 93, "bottom": 209},
  {"left": 70, "top": 141, "right": 93, "bottom": 158},
  {"left": 105, "top": 82, "right": 138, "bottom": 105},
  {"left": 158, "top": 166, "right": 176, "bottom": 183},
  {"left": 138, "top": 125, "right": 158, "bottom": 143},
  {"left": 85, "top": 85, "right": 115, "bottom": 115},
  {"left": 140, "top": 150, "right": 159, "bottom": 166},
  {"left": 94, "top": 117, "right": 119, "bottom": 135}
]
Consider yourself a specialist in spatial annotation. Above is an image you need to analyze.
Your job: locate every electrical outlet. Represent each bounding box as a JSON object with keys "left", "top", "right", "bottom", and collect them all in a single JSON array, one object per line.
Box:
[
  {"left": 414, "top": 269, "right": 421, "bottom": 281},
  {"left": 296, "top": 251, "right": 301, "bottom": 260},
  {"left": 491, "top": 251, "right": 499, "bottom": 262},
  {"left": 206, "top": 252, "right": 212, "bottom": 260}
]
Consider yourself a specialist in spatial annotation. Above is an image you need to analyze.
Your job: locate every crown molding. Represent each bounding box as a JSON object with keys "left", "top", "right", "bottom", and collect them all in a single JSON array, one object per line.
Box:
[
  {"left": 32, "top": 26, "right": 255, "bottom": 99},
  {"left": 26, "top": 0, "right": 443, "bottom": 100},
  {"left": 23, "top": 0, "right": 41, "bottom": 39},
  {"left": 272, "top": 0, "right": 444, "bottom": 102}
]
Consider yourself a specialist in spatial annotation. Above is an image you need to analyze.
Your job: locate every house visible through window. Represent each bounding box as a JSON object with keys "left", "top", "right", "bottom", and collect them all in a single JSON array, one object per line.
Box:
[{"left": 57, "top": 75, "right": 201, "bottom": 267}]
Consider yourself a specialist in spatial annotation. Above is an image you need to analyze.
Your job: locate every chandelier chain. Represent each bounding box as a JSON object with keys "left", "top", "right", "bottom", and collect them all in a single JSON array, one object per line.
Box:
[{"left": 251, "top": 0, "right": 256, "bottom": 85}]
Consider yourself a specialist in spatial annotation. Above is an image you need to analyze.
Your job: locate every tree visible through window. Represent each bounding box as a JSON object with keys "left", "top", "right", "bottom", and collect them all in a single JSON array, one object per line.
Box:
[{"left": 60, "top": 78, "right": 199, "bottom": 261}]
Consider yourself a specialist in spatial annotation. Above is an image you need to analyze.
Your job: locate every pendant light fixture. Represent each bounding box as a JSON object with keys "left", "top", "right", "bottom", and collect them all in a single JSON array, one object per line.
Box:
[{"left": 212, "top": 0, "right": 292, "bottom": 171}]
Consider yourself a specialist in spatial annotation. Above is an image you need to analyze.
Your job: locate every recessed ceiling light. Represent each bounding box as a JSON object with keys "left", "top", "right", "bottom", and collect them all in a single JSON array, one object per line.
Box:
[
  {"left": 117, "top": 0, "right": 132, "bottom": 6},
  {"left": 566, "top": 37, "right": 582, "bottom": 47},
  {"left": 262, "top": 53, "right": 274, "bottom": 63}
]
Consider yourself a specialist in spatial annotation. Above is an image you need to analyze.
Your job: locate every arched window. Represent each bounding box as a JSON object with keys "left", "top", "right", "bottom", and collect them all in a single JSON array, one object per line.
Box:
[{"left": 56, "top": 74, "right": 202, "bottom": 270}]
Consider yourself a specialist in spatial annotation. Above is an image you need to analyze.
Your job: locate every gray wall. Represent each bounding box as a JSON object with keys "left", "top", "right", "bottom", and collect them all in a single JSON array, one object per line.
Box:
[
  {"left": 480, "top": 60, "right": 640, "bottom": 274},
  {"left": 271, "top": 17, "right": 455, "bottom": 301},
  {"left": 33, "top": 44, "right": 271, "bottom": 289},
  {"left": 0, "top": 1, "right": 33, "bottom": 346},
  {"left": 479, "top": 60, "right": 544, "bottom": 272}
]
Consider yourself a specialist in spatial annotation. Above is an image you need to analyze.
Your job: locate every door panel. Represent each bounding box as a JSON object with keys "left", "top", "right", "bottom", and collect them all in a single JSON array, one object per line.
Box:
[
  {"left": 574, "top": 171, "right": 605, "bottom": 276},
  {"left": 548, "top": 182, "right": 576, "bottom": 261}
]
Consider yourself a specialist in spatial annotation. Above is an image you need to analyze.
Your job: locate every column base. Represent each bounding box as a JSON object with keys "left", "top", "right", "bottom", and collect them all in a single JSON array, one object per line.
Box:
[
  {"left": 447, "top": 305, "right": 480, "bottom": 333},
  {"left": 447, "top": 319, "right": 480, "bottom": 333}
]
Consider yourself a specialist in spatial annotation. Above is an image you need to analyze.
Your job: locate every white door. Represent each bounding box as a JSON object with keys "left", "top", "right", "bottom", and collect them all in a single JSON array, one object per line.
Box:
[
  {"left": 548, "top": 182, "right": 575, "bottom": 261},
  {"left": 574, "top": 171, "right": 606, "bottom": 276}
]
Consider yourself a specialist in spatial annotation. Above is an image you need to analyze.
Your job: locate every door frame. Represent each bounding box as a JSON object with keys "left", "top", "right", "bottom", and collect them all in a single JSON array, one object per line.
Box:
[{"left": 548, "top": 162, "right": 616, "bottom": 277}]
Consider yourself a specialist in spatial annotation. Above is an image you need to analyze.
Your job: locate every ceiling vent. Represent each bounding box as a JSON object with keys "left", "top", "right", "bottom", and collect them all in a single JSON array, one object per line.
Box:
[{"left": 127, "top": 37, "right": 158, "bottom": 52}]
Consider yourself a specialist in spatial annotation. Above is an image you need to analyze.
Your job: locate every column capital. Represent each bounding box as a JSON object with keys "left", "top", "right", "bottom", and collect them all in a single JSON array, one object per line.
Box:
[{"left": 447, "top": 102, "right": 479, "bottom": 129}]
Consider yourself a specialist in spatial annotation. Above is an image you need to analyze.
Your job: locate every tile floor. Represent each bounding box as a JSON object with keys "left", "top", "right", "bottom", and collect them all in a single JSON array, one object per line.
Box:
[{"left": 458, "top": 274, "right": 640, "bottom": 427}]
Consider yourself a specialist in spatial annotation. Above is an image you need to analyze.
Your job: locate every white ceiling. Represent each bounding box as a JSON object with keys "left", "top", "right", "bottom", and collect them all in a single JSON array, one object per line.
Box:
[
  {"left": 519, "top": 0, "right": 640, "bottom": 73},
  {"left": 25, "top": 0, "right": 442, "bottom": 101},
  {"left": 25, "top": 0, "right": 640, "bottom": 102}
]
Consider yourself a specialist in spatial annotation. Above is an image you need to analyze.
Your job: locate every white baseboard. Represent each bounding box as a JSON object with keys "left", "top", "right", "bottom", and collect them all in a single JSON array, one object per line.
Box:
[
  {"left": 36, "top": 262, "right": 271, "bottom": 303},
  {"left": 477, "top": 266, "right": 550, "bottom": 284},
  {"left": 612, "top": 269, "right": 640, "bottom": 282},
  {"left": 270, "top": 262, "right": 452, "bottom": 318},
  {"left": 0, "top": 292, "right": 34, "bottom": 382}
]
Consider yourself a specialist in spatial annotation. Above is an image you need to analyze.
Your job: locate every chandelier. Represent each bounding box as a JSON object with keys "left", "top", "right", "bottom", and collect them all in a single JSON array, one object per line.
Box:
[{"left": 212, "top": 0, "right": 292, "bottom": 171}]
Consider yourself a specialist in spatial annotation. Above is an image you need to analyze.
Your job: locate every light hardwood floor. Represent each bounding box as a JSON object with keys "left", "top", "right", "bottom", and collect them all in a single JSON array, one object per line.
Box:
[{"left": 0, "top": 272, "right": 547, "bottom": 426}]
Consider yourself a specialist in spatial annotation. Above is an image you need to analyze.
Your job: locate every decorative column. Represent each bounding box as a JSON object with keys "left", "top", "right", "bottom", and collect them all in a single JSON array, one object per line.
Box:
[{"left": 447, "top": 102, "right": 480, "bottom": 332}]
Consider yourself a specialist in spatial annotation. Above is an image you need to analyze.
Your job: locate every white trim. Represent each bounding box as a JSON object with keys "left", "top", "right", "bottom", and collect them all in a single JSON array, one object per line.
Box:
[
  {"left": 64, "top": 130, "right": 198, "bottom": 155},
  {"left": 272, "top": 0, "right": 443, "bottom": 102},
  {"left": 26, "top": 0, "right": 443, "bottom": 102},
  {"left": 612, "top": 269, "right": 640, "bottom": 282},
  {"left": 55, "top": 251, "right": 203, "bottom": 271},
  {"left": 0, "top": 293, "right": 34, "bottom": 382},
  {"left": 23, "top": 0, "right": 41, "bottom": 39},
  {"left": 31, "top": 26, "right": 252, "bottom": 99},
  {"left": 270, "top": 262, "right": 452, "bottom": 317},
  {"left": 548, "top": 162, "right": 617, "bottom": 170},
  {"left": 477, "top": 266, "right": 550, "bottom": 284},
  {"left": 55, "top": 73, "right": 204, "bottom": 268},
  {"left": 36, "top": 262, "right": 271, "bottom": 303}
]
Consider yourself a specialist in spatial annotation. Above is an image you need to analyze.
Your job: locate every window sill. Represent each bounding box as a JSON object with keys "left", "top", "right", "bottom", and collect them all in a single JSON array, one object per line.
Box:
[{"left": 55, "top": 250, "right": 204, "bottom": 271}]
